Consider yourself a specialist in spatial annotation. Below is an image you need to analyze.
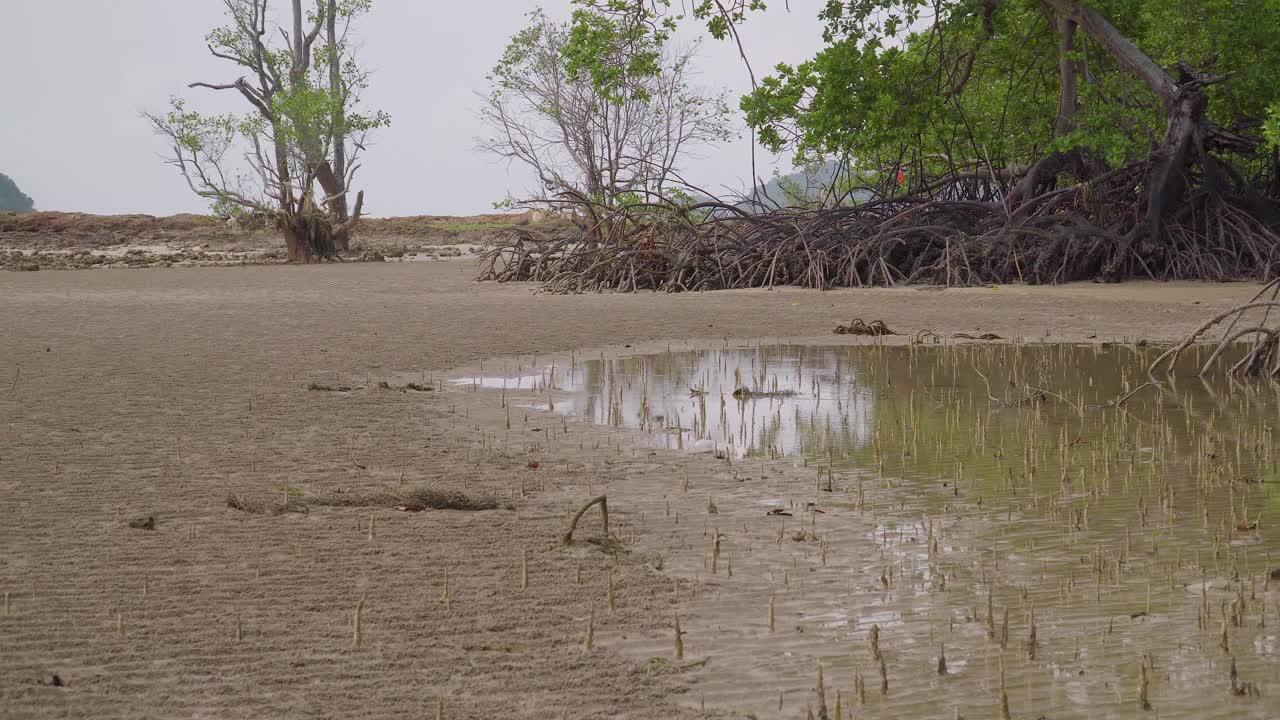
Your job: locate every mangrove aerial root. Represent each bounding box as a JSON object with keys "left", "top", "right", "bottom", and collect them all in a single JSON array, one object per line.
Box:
[
  {"left": 479, "top": 163, "right": 1280, "bottom": 293},
  {"left": 1150, "top": 278, "right": 1280, "bottom": 379}
]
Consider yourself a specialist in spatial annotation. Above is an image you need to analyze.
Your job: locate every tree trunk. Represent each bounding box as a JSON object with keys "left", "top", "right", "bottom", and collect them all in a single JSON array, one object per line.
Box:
[
  {"left": 315, "top": 162, "right": 350, "bottom": 251},
  {"left": 1010, "top": 148, "right": 1103, "bottom": 205},
  {"left": 1049, "top": 0, "right": 1225, "bottom": 278},
  {"left": 287, "top": 0, "right": 350, "bottom": 254},
  {"left": 1054, "top": 17, "right": 1078, "bottom": 137},
  {"left": 328, "top": 0, "right": 350, "bottom": 251},
  {"left": 1009, "top": 5, "right": 1086, "bottom": 206},
  {"left": 1060, "top": 1, "right": 1177, "bottom": 100},
  {"left": 280, "top": 207, "right": 338, "bottom": 262}
]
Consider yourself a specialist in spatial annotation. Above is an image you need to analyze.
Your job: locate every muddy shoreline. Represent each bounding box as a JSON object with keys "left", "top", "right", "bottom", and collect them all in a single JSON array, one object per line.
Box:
[{"left": 0, "top": 211, "right": 568, "bottom": 270}]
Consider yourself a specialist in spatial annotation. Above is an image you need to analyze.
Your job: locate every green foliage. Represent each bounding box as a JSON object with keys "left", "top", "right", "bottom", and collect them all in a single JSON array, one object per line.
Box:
[
  {"left": 0, "top": 173, "right": 35, "bottom": 213},
  {"left": 210, "top": 197, "right": 251, "bottom": 221},
  {"left": 267, "top": 80, "right": 389, "bottom": 152},
  {"left": 564, "top": 9, "right": 662, "bottom": 102},
  {"left": 1266, "top": 103, "right": 1280, "bottom": 149},
  {"left": 748, "top": 0, "right": 1280, "bottom": 177},
  {"left": 566, "top": 0, "right": 763, "bottom": 96},
  {"left": 578, "top": 0, "right": 1280, "bottom": 184},
  {"left": 149, "top": 0, "right": 388, "bottom": 216},
  {"left": 490, "top": 9, "right": 562, "bottom": 93},
  {"left": 483, "top": 6, "right": 732, "bottom": 207}
]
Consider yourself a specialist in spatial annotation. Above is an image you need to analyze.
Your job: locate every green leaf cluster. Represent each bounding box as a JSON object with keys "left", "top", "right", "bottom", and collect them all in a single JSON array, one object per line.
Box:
[
  {"left": 150, "top": 0, "right": 388, "bottom": 217},
  {"left": 749, "top": 0, "right": 1280, "bottom": 177},
  {"left": 577, "top": 0, "right": 1280, "bottom": 183}
]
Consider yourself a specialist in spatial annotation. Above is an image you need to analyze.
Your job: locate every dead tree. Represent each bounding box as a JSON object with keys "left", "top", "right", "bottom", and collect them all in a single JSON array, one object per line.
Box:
[{"left": 477, "top": 9, "right": 731, "bottom": 238}]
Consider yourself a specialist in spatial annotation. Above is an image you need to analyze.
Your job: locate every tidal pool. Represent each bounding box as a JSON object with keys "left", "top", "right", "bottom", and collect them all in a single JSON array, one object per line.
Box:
[{"left": 464, "top": 341, "right": 1280, "bottom": 718}]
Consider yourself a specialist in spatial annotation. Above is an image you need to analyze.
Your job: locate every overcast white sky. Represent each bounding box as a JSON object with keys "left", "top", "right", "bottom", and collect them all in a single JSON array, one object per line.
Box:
[{"left": 1, "top": 1, "right": 825, "bottom": 217}]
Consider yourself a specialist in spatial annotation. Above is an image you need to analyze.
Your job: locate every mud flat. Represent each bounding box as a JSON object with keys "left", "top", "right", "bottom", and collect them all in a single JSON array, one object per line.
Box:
[
  {"left": 0, "top": 261, "right": 1273, "bottom": 718},
  {"left": 466, "top": 341, "right": 1280, "bottom": 718}
]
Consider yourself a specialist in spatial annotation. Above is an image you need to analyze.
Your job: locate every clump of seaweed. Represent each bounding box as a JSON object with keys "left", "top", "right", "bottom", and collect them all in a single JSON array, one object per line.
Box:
[
  {"left": 834, "top": 318, "right": 895, "bottom": 336},
  {"left": 307, "top": 383, "right": 352, "bottom": 392},
  {"left": 126, "top": 514, "right": 157, "bottom": 531},
  {"left": 731, "top": 387, "right": 798, "bottom": 400},
  {"left": 229, "top": 487, "right": 504, "bottom": 515},
  {"left": 376, "top": 380, "right": 435, "bottom": 392},
  {"left": 225, "top": 492, "right": 309, "bottom": 516},
  {"left": 309, "top": 487, "right": 503, "bottom": 512}
]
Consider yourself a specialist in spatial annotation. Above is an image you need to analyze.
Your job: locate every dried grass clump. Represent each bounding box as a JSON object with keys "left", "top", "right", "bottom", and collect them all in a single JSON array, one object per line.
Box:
[
  {"left": 731, "top": 387, "right": 798, "bottom": 400},
  {"left": 226, "top": 487, "right": 501, "bottom": 514},
  {"left": 306, "top": 383, "right": 353, "bottom": 392},
  {"left": 126, "top": 514, "right": 157, "bottom": 530},
  {"left": 225, "top": 492, "right": 309, "bottom": 516},
  {"left": 377, "top": 381, "right": 436, "bottom": 392},
  {"left": 585, "top": 535, "right": 626, "bottom": 554},
  {"left": 308, "top": 487, "right": 503, "bottom": 512}
]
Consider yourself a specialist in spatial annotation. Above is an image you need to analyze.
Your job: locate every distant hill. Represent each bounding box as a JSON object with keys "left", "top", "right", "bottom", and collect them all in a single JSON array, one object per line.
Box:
[
  {"left": 754, "top": 161, "right": 843, "bottom": 206},
  {"left": 695, "top": 160, "right": 871, "bottom": 210},
  {"left": 0, "top": 173, "right": 35, "bottom": 213}
]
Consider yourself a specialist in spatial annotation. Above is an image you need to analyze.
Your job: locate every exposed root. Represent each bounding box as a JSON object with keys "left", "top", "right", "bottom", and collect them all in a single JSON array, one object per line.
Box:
[
  {"left": 563, "top": 495, "right": 610, "bottom": 546},
  {"left": 478, "top": 164, "right": 1280, "bottom": 292},
  {"left": 972, "top": 363, "right": 1052, "bottom": 408},
  {"left": 1150, "top": 278, "right": 1280, "bottom": 379},
  {"left": 1230, "top": 657, "right": 1261, "bottom": 697}
]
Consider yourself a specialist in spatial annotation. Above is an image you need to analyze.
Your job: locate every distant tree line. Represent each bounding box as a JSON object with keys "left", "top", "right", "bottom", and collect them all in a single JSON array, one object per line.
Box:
[{"left": 0, "top": 173, "right": 35, "bottom": 213}]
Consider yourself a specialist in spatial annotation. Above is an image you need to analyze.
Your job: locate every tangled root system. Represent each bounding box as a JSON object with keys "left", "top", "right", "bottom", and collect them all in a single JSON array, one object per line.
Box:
[{"left": 480, "top": 160, "right": 1280, "bottom": 292}]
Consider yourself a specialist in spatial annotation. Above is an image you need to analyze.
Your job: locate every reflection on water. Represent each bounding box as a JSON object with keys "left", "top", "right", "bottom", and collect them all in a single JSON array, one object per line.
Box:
[
  {"left": 462, "top": 342, "right": 1280, "bottom": 718},
  {"left": 542, "top": 346, "right": 878, "bottom": 457}
]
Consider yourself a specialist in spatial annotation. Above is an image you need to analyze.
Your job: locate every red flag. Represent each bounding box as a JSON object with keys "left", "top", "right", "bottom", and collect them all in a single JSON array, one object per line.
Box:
[{"left": 897, "top": 170, "right": 905, "bottom": 186}]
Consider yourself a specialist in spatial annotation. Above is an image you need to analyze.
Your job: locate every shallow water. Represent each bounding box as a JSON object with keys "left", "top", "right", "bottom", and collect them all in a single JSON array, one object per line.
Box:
[{"left": 464, "top": 342, "right": 1280, "bottom": 718}]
